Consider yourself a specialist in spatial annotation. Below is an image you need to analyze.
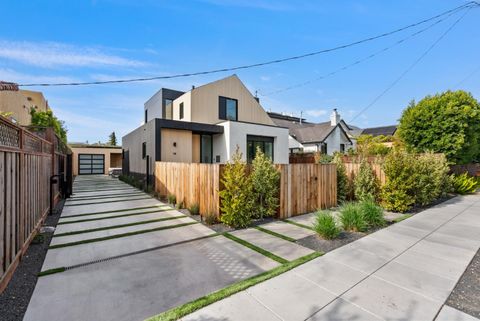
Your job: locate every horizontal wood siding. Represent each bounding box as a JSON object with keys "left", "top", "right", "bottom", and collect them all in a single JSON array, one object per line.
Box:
[{"left": 155, "top": 162, "right": 337, "bottom": 219}]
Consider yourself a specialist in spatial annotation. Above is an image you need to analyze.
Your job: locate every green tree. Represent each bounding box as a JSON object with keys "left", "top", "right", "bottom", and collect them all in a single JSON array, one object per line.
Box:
[
  {"left": 219, "top": 147, "right": 254, "bottom": 228},
  {"left": 398, "top": 91, "right": 480, "bottom": 164},
  {"left": 354, "top": 160, "right": 379, "bottom": 201},
  {"left": 108, "top": 131, "right": 117, "bottom": 146},
  {"left": 251, "top": 146, "right": 280, "bottom": 219},
  {"left": 30, "top": 108, "right": 67, "bottom": 143},
  {"left": 333, "top": 153, "right": 349, "bottom": 203}
]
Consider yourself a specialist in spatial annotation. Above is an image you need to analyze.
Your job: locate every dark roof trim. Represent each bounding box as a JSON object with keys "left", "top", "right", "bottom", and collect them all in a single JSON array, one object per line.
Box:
[
  {"left": 216, "top": 119, "right": 288, "bottom": 129},
  {"left": 155, "top": 118, "right": 224, "bottom": 134},
  {"left": 361, "top": 125, "right": 397, "bottom": 136}
]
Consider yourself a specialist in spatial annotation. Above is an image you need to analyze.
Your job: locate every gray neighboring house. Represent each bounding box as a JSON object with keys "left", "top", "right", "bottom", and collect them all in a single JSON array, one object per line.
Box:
[
  {"left": 268, "top": 109, "right": 356, "bottom": 155},
  {"left": 361, "top": 125, "right": 397, "bottom": 137}
]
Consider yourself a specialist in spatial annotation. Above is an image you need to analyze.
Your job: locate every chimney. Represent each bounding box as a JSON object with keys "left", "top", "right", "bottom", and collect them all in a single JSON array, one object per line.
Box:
[{"left": 330, "top": 108, "right": 340, "bottom": 126}]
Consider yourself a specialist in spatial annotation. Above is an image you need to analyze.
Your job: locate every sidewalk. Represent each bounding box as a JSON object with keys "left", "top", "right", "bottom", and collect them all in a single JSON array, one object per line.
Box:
[{"left": 183, "top": 194, "right": 480, "bottom": 321}]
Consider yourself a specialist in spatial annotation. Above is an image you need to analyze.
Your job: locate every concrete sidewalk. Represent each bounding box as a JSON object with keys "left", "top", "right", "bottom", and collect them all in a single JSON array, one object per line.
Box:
[{"left": 184, "top": 194, "right": 480, "bottom": 321}]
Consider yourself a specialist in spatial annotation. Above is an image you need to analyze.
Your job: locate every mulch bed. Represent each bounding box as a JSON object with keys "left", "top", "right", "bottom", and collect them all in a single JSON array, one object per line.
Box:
[
  {"left": 446, "top": 249, "right": 480, "bottom": 318},
  {"left": 0, "top": 201, "right": 64, "bottom": 321},
  {"left": 296, "top": 231, "right": 365, "bottom": 253}
]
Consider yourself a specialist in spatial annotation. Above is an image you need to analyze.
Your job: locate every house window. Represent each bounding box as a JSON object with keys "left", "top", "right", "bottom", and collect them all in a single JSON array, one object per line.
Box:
[
  {"left": 144, "top": 109, "right": 148, "bottom": 123},
  {"left": 321, "top": 143, "right": 327, "bottom": 154},
  {"left": 219, "top": 96, "right": 238, "bottom": 121},
  {"left": 179, "top": 102, "right": 184, "bottom": 119},
  {"left": 200, "top": 135, "right": 212, "bottom": 163},
  {"left": 164, "top": 99, "right": 173, "bottom": 119},
  {"left": 142, "top": 142, "right": 146, "bottom": 159},
  {"left": 247, "top": 135, "right": 274, "bottom": 163},
  {"left": 340, "top": 144, "right": 345, "bottom": 153}
]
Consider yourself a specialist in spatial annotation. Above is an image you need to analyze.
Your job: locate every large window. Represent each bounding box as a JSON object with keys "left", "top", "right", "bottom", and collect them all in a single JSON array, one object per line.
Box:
[
  {"left": 219, "top": 96, "right": 238, "bottom": 121},
  {"left": 164, "top": 98, "right": 173, "bottom": 119},
  {"left": 200, "top": 135, "right": 213, "bottom": 163},
  {"left": 247, "top": 135, "right": 274, "bottom": 163}
]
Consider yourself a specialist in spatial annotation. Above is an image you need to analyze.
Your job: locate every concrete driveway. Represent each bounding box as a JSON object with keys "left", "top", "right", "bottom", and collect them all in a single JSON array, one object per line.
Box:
[{"left": 24, "top": 176, "right": 279, "bottom": 321}]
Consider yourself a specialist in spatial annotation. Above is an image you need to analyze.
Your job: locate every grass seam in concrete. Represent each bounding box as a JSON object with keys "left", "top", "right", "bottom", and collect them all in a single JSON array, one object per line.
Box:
[
  {"left": 49, "top": 222, "right": 198, "bottom": 249},
  {"left": 145, "top": 252, "right": 323, "bottom": 321},
  {"left": 64, "top": 196, "right": 152, "bottom": 207},
  {"left": 58, "top": 209, "right": 171, "bottom": 225},
  {"left": 223, "top": 232, "right": 288, "bottom": 264},
  {"left": 53, "top": 215, "right": 187, "bottom": 237},
  {"left": 254, "top": 226, "right": 296, "bottom": 242},
  {"left": 37, "top": 267, "right": 66, "bottom": 277},
  {"left": 68, "top": 192, "right": 145, "bottom": 201},
  {"left": 283, "top": 219, "right": 314, "bottom": 230},
  {"left": 61, "top": 205, "right": 170, "bottom": 218}
]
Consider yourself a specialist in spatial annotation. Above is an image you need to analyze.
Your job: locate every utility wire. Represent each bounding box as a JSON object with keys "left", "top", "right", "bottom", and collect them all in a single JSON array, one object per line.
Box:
[
  {"left": 18, "top": 2, "right": 478, "bottom": 87},
  {"left": 453, "top": 64, "right": 480, "bottom": 88},
  {"left": 259, "top": 6, "right": 464, "bottom": 96},
  {"left": 349, "top": 7, "right": 472, "bottom": 123}
]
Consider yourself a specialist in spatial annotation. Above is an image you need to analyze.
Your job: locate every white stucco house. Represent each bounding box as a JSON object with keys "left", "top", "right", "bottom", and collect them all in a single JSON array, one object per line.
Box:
[{"left": 122, "top": 75, "right": 289, "bottom": 183}]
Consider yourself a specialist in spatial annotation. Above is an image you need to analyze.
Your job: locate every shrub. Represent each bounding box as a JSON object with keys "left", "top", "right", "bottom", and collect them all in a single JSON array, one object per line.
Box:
[
  {"left": 453, "top": 173, "right": 479, "bottom": 194},
  {"left": 333, "top": 154, "right": 349, "bottom": 203},
  {"left": 339, "top": 202, "right": 366, "bottom": 232},
  {"left": 204, "top": 212, "right": 218, "bottom": 225},
  {"left": 356, "top": 134, "right": 392, "bottom": 157},
  {"left": 176, "top": 201, "right": 184, "bottom": 210},
  {"left": 359, "top": 198, "right": 385, "bottom": 228},
  {"left": 317, "top": 154, "right": 334, "bottom": 164},
  {"left": 167, "top": 194, "right": 176, "bottom": 205},
  {"left": 354, "top": 161, "right": 379, "bottom": 201},
  {"left": 219, "top": 147, "right": 254, "bottom": 228},
  {"left": 188, "top": 203, "right": 200, "bottom": 215},
  {"left": 251, "top": 147, "right": 280, "bottom": 219},
  {"left": 313, "top": 210, "right": 340, "bottom": 239}
]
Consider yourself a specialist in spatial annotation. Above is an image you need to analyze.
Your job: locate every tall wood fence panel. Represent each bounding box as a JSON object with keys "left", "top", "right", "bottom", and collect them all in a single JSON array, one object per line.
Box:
[
  {"left": 0, "top": 117, "right": 53, "bottom": 293},
  {"left": 343, "top": 162, "right": 386, "bottom": 186},
  {"left": 155, "top": 162, "right": 337, "bottom": 219}
]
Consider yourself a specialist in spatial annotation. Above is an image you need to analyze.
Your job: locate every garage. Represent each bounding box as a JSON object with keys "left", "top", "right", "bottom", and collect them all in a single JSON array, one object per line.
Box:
[{"left": 78, "top": 154, "right": 105, "bottom": 175}]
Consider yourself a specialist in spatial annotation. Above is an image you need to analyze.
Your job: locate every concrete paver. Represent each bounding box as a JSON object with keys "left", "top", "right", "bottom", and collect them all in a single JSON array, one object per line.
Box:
[
  {"left": 61, "top": 198, "right": 163, "bottom": 216},
  {"left": 259, "top": 221, "right": 316, "bottom": 240},
  {"left": 435, "top": 306, "right": 480, "bottom": 321}
]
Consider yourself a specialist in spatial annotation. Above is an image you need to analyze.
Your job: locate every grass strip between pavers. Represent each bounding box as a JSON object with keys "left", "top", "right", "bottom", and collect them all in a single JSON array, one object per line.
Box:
[
  {"left": 223, "top": 233, "right": 288, "bottom": 264},
  {"left": 145, "top": 252, "right": 323, "bottom": 321},
  {"left": 64, "top": 196, "right": 152, "bottom": 207},
  {"left": 58, "top": 209, "right": 172, "bottom": 225},
  {"left": 254, "top": 226, "right": 296, "bottom": 242},
  {"left": 49, "top": 222, "right": 198, "bottom": 249},
  {"left": 283, "top": 219, "right": 315, "bottom": 231},
  {"left": 37, "top": 267, "right": 66, "bottom": 277},
  {"left": 68, "top": 192, "right": 145, "bottom": 201},
  {"left": 61, "top": 205, "right": 170, "bottom": 218},
  {"left": 54, "top": 215, "right": 187, "bottom": 237}
]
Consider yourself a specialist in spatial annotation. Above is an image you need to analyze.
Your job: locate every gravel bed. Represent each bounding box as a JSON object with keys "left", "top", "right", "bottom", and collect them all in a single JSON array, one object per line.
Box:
[
  {"left": 296, "top": 231, "right": 365, "bottom": 253},
  {"left": 0, "top": 201, "right": 64, "bottom": 321},
  {"left": 446, "top": 249, "right": 480, "bottom": 318}
]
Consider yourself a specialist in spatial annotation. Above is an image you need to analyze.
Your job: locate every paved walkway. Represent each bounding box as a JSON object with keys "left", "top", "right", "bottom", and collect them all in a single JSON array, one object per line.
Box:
[
  {"left": 184, "top": 194, "right": 480, "bottom": 321},
  {"left": 24, "top": 176, "right": 280, "bottom": 321}
]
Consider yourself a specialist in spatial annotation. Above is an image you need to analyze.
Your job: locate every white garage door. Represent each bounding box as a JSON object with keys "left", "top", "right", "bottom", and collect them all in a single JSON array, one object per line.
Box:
[{"left": 79, "top": 154, "right": 105, "bottom": 175}]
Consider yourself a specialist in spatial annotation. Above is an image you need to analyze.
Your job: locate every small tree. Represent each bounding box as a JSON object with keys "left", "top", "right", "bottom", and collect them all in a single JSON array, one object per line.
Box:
[
  {"left": 108, "top": 131, "right": 117, "bottom": 146},
  {"left": 354, "top": 160, "right": 379, "bottom": 201},
  {"left": 30, "top": 108, "right": 67, "bottom": 143},
  {"left": 333, "top": 153, "right": 348, "bottom": 204},
  {"left": 251, "top": 146, "right": 280, "bottom": 219},
  {"left": 219, "top": 147, "right": 254, "bottom": 228}
]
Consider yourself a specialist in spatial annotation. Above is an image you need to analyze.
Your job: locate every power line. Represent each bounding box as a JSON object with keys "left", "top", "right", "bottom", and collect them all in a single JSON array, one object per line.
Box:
[
  {"left": 349, "top": 7, "right": 472, "bottom": 123},
  {"left": 453, "top": 64, "right": 480, "bottom": 88},
  {"left": 18, "top": 2, "right": 478, "bottom": 87},
  {"left": 259, "top": 6, "right": 464, "bottom": 96}
]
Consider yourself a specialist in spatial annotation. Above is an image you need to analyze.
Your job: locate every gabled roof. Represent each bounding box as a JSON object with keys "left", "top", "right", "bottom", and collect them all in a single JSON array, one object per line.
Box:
[
  {"left": 287, "top": 121, "right": 352, "bottom": 145},
  {"left": 361, "top": 125, "right": 397, "bottom": 137}
]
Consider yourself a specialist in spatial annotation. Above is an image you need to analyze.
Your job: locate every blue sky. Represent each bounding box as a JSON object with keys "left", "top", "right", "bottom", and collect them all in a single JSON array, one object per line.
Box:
[{"left": 0, "top": 0, "right": 479, "bottom": 143}]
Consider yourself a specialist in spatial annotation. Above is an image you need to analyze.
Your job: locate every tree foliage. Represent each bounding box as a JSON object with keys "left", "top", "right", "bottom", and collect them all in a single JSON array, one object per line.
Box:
[
  {"left": 30, "top": 108, "right": 67, "bottom": 143},
  {"left": 354, "top": 160, "right": 379, "bottom": 201},
  {"left": 219, "top": 148, "right": 254, "bottom": 228},
  {"left": 108, "top": 131, "right": 117, "bottom": 146},
  {"left": 398, "top": 91, "right": 480, "bottom": 164},
  {"left": 251, "top": 147, "right": 280, "bottom": 219},
  {"left": 356, "top": 134, "right": 392, "bottom": 157},
  {"left": 333, "top": 153, "right": 349, "bottom": 203}
]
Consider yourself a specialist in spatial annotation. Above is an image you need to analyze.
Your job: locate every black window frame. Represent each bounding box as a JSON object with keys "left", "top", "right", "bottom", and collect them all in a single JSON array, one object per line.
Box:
[
  {"left": 246, "top": 135, "right": 274, "bottom": 163},
  {"left": 199, "top": 134, "right": 213, "bottom": 164},
  {"left": 142, "top": 142, "right": 146, "bottom": 159},
  {"left": 219, "top": 96, "right": 238, "bottom": 121},
  {"left": 78, "top": 153, "right": 105, "bottom": 175},
  {"left": 321, "top": 143, "right": 327, "bottom": 154},
  {"left": 144, "top": 109, "right": 148, "bottom": 123},
  {"left": 340, "top": 143, "right": 345, "bottom": 153},
  {"left": 179, "top": 102, "right": 184, "bottom": 119}
]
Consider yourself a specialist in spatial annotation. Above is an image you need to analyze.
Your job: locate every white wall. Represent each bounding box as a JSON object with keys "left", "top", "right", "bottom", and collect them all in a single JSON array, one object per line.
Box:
[
  {"left": 144, "top": 90, "right": 163, "bottom": 122},
  {"left": 213, "top": 121, "right": 289, "bottom": 164},
  {"left": 323, "top": 125, "right": 352, "bottom": 154}
]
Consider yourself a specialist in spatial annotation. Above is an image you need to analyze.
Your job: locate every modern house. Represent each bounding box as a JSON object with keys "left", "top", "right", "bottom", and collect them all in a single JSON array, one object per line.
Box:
[
  {"left": 122, "top": 75, "right": 289, "bottom": 183},
  {"left": 70, "top": 143, "right": 122, "bottom": 176},
  {"left": 268, "top": 109, "right": 358, "bottom": 154}
]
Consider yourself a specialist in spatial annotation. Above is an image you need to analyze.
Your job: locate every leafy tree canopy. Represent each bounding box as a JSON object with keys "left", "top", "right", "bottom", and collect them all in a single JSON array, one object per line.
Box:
[
  {"left": 30, "top": 108, "right": 67, "bottom": 143},
  {"left": 398, "top": 90, "right": 480, "bottom": 164}
]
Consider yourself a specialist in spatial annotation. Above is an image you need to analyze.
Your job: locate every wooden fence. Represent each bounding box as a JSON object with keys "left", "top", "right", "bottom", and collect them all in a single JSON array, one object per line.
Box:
[
  {"left": 0, "top": 116, "right": 70, "bottom": 293},
  {"left": 343, "top": 162, "right": 387, "bottom": 186},
  {"left": 155, "top": 162, "right": 337, "bottom": 219}
]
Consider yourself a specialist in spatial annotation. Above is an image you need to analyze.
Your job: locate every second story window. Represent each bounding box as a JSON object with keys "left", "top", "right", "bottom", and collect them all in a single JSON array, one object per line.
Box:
[
  {"left": 144, "top": 109, "right": 148, "bottom": 123},
  {"left": 219, "top": 96, "right": 238, "bottom": 121},
  {"left": 179, "top": 102, "right": 184, "bottom": 119}
]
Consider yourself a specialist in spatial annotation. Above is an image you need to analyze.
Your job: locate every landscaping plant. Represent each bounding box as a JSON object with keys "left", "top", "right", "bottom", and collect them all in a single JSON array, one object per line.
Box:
[
  {"left": 453, "top": 173, "right": 479, "bottom": 194},
  {"left": 339, "top": 202, "right": 366, "bottom": 232},
  {"left": 251, "top": 147, "right": 280, "bottom": 219},
  {"left": 219, "top": 148, "right": 254, "bottom": 228},
  {"left": 167, "top": 194, "right": 176, "bottom": 205},
  {"left": 359, "top": 197, "right": 385, "bottom": 228},
  {"left": 204, "top": 212, "right": 218, "bottom": 225},
  {"left": 188, "top": 203, "right": 200, "bottom": 215},
  {"left": 333, "top": 153, "right": 349, "bottom": 203},
  {"left": 313, "top": 210, "right": 340, "bottom": 239},
  {"left": 354, "top": 160, "right": 379, "bottom": 201}
]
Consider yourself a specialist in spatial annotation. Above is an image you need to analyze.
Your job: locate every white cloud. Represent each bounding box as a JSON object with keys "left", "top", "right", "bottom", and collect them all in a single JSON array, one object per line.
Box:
[
  {"left": 0, "top": 40, "right": 146, "bottom": 68},
  {"left": 306, "top": 109, "right": 327, "bottom": 117},
  {"left": 260, "top": 75, "right": 271, "bottom": 81},
  {"left": 0, "top": 68, "right": 79, "bottom": 84}
]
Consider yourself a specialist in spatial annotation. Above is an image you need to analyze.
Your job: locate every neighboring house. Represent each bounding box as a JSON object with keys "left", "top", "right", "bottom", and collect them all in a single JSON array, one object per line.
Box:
[
  {"left": 70, "top": 143, "right": 122, "bottom": 176},
  {"left": 0, "top": 81, "right": 50, "bottom": 126},
  {"left": 268, "top": 109, "right": 355, "bottom": 155},
  {"left": 361, "top": 125, "right": 397, "bottom": 137},
  {"left": 122, "top": 75, "right": 289, "bottom": 183}
]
